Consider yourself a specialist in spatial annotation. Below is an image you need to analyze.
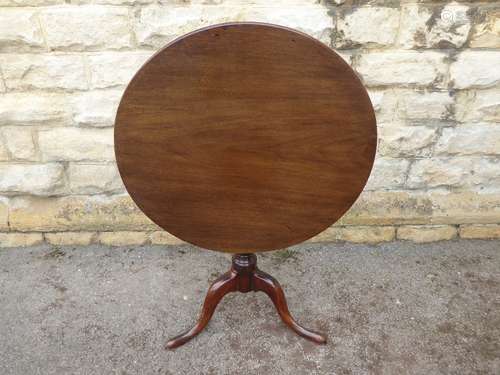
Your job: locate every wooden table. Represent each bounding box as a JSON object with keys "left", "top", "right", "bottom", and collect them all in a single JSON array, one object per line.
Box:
[{"left": 114, "top": 22, "right": 377, "bottom": 349}]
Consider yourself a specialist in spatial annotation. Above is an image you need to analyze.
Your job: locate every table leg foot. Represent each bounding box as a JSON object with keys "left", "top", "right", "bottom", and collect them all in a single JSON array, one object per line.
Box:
[
  {"left": 166, "top": 271, "right": 237, "bottom": 350},
  {"left": 253, "top": 268, "right": 327, "bottom": 344}
]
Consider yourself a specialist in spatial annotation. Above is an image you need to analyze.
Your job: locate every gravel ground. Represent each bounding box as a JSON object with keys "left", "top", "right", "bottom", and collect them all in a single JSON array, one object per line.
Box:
[{"left": 0, "top": 240, "right": 499, "bottom": 374}]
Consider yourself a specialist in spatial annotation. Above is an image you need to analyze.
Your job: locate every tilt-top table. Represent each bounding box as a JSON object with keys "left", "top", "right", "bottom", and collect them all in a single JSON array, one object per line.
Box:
[{"left": 114, "top": 22, "right": 377, "bottom": 349}]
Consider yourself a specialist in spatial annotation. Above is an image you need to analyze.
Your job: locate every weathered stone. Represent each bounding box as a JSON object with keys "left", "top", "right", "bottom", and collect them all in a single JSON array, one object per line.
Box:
[
  {"left": 455, "top": 89, "right": 500, "bottom": 123},
  {"left": 467, "top": 159, "right": 500, "bottom": 193},
  {"left": 0, "top": 93, "right": 71, "bottom": 126},
  {"left": 378, "top": 125, "right": 437, "bottom": 157},
  {"left": 9, "top": 195, "right": 158, "bottom": 232},
  {"left": 337, "top": 7, "right": 399, "bottom": 48},
  {"left": 0, "top": 163, "right": 65, "bottom": 196},
  {"left": 0, "top": 54, "right": 87, "bottom": 91},
  {"left": 407, "top": 158, "right": 470, "bottom": 189},
  {"left": 136, "top": 3, "right": 333, "bottom": 47},
  {"left": 242, "top": 3, "right": 333, "bottom": 44},
  {"left": 340, "top": 191, "right": 500, "bottom": 226},
  {"left": 408, "top": 157, "right": 500, "bottom": 192},
  {"left": 367, "top": 89, "right": 399, "bottom": 123},
  {"left": 0, "top": 0, "right": 62, "bottom": 4},
  {"left": 398, "top": 3, "right": 471, "bottom": 49},
  {"left": 450, "top": 52, "right": 500, "bottom": 89},
  {"left": 469, "top": 6, "right": 500, "bottom": 48},
  {"left": 68, "top": 163, "right": 124, "bottom": 194},
  {"left": 397, "top": 225, "right": 457, "bottom": 243},
  {"left": 0, "top": 233, "right": 44, "bottom": 248},
  {"left": 459, "top": 224, "right": 500, "bottom": 239},
  {"left": 98, "top": 231, "right": 148, "bottom": 246},
  {"left": 367, "top": 90, "right": 384, "bottom": 113},
  {"left": 357, "top": 52, "right": 447, "bottom": 87},
  {"left": 88, "top": 52, "right": 152, "bottom": 89},
  {"left": 0, "top": 200, "right": 8, "bottom": 231},
  {"left": 0, "top": 139, "right": 9, "bottom": 161},
  {"left": 72, "top": 0, "right": 154, "bottom": 4},
  {"left": 395, "top": 90, "right": 453, "bottom": 122},
  {"left": 44, "top": 231, "right": 96, "bottom": 246},
  {"left": 0, "top": 127, "right": 37, "bottom": 161},
  {"left": 365, "top": 157, "right": 410, "bottom": 191},
  {"left": 40, "top": 6, "right": 132, "bottom": 51},
  {"left": 435, "top": 124, "right": 500, "bottom": 156},
  {"left": 38, "top": 127, "right": 114, "bottom": 162},
  {"left": 149, "top": 231, "right": 184, "bottom": 245},
  {"left": 70, "top": 90, "right": 123, "bottom": 127},
  {"left": 135, "top": 5, "right": 229, "bottom": 47},
  {"left": 0, "top": 10, "right": 45, "bottom": 52},
  {"left": 311, "top": 225, "right": 395, "bottom": 243}
]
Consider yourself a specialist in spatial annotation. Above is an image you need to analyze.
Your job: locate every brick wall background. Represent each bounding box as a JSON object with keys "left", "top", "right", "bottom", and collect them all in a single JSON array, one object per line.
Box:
[{"left": 0, "top": 0, "right": 499, "bottom": 247}]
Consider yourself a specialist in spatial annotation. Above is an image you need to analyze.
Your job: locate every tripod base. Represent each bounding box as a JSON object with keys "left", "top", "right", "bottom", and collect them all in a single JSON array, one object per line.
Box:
[{"left": 166, "top": 253, "right": 327, "bottom": 349}]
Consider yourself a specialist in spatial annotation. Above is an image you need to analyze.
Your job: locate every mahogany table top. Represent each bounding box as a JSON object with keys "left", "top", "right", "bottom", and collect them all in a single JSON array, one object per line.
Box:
[{"left": 114, "top": 23, "right": 377, "bottom": 253}]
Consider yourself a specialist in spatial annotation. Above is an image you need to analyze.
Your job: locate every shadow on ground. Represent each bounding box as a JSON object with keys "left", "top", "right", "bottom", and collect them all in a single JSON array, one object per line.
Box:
[{"left": 0, "top": 240, "right": 499, "bottom": 374}]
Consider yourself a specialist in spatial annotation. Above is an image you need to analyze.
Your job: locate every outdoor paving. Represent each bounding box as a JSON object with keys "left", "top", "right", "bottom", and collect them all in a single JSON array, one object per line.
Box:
[{"left": 0, "top": 240, "right": 499, "bottom": 374}]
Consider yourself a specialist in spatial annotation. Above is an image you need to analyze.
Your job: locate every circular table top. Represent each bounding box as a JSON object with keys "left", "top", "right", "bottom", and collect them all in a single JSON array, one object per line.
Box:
[{"left": 115, "top": 23, "right": 377, "bottom": 253}]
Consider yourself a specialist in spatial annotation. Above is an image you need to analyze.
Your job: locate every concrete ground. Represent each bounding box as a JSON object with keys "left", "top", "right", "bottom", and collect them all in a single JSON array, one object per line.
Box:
[{"left": 0, "top": 240, "right": 499, "bottom": 375}]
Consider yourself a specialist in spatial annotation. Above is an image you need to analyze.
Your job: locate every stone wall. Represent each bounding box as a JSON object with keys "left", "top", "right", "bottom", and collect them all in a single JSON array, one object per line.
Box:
[{"left": 0, "top": 0, "right": 499, "bottom": 247}]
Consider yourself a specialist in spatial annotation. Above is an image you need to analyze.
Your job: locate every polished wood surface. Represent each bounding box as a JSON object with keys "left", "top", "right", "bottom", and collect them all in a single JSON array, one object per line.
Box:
[
  {"left": 166, "top": 254, "right": 326, "bottom": 349},
  {"left": 115, "top": 23, "right": 377, "bottom": 253}
]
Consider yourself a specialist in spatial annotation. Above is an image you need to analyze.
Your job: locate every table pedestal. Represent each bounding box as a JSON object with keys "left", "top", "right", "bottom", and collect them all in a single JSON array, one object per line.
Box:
[{"left": 166, "top": 254, "right": 327, "bottom": 349}]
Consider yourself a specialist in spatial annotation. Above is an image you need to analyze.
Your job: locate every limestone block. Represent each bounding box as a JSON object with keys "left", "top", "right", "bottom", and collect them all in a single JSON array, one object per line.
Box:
[
  {"left": 397, "top": 225, "right": 457, "bottom": 243},
  {"left": 9, "top": 194, "right": 158, "bottom": 232},
  {"left": 0, "top": 10, "right": 45, "bottom": 52},
  {"left": 0, "top": 139, "right": 8, "bottom": 161},
  {"left": 357, "top": 52, "right": 447, "bottom": 87},
  {"left": 68, "top": 163, "right": 124, "bottom": 194},
  {"left": 459, "top": 224, "right": 500, "bottom": 239},
  {"left": 88, "top": 52, "right": 152, "bottom": 89},
  {"left": 398, "top": 3, "right": 471, "bottom": 49},
  {"left": 407, "top": 158, "right": 470, "bottom": 189},
  {"left": 98, "top": 231, "right": 148, "bottom": 246},
  {"left": 0, "top": 54, "right": 87, "bottom": 90},
  {"left": 44, "top": 231, "right": 97, "bottom": 246},
  {"left": 0, "top": 233, "right": 44, "bottom": 248},
  {"left": 0, "top": 93, "right": 71, "bottom": 126},
  {"left": 450, "top": 52, "right": 500, "bottom": 89},
  {"left": 407, "top": 157, "right": 500, "bottom": 192},
  {"left": 0, "top": 200, "right": 8, "bottom": 231},
  {"left": 469, "top": 6, "right": 500, "bottom": 48},
  {"left": 365, "top": 157, "right": 410, "bottom": 191},
  {"left": 339, "top": 191, "right": 500, "bottom": 225},
  {"left": 455, "top": 89, "right": 500, "bottom": 123},
  {"left": 435, "top": 124, "right": 500, "bottom": 156},
  {"left": 0, "top": 0, "right": 62, "bottom": 4},
  {"left": 0, "top": 127, "right": 37, "bottom": 161},
  {"left": 337, "top": 7, "right": 399, "bottom": 47},
  {"left": 38, "top": 127, "right": 114, "bottom": 162},
  {"left": 0, "top": 163, "right": 65, "bottom": 196},
  {"left": 70, "top": 90, "right": 123, "bottom": 127},
  {"left": 40, "top": 6, "right": 132, "bottom": 51},
  {"left": 395, "top": 90, "right": 453, "bottom": 122},
  {"left": 311, "top": 225, "right": 395, "bottom": 243},
  {"left": 378, "top": 126, "right": 437, "bottom": 157}
]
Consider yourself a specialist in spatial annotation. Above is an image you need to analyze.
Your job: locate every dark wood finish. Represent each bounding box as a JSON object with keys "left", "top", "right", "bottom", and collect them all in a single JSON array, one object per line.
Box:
[
  {"left": 166, "top": 253, "right": 326, "bottom": 349},
  {"left": 115, "top": 22, "right": 377, "bottom": 253}
]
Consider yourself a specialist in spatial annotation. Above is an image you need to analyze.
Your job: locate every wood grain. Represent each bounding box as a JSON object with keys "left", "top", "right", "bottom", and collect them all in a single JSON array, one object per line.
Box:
[{"left": 115, "top": 23, "right": 377, "bottom": 253}]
